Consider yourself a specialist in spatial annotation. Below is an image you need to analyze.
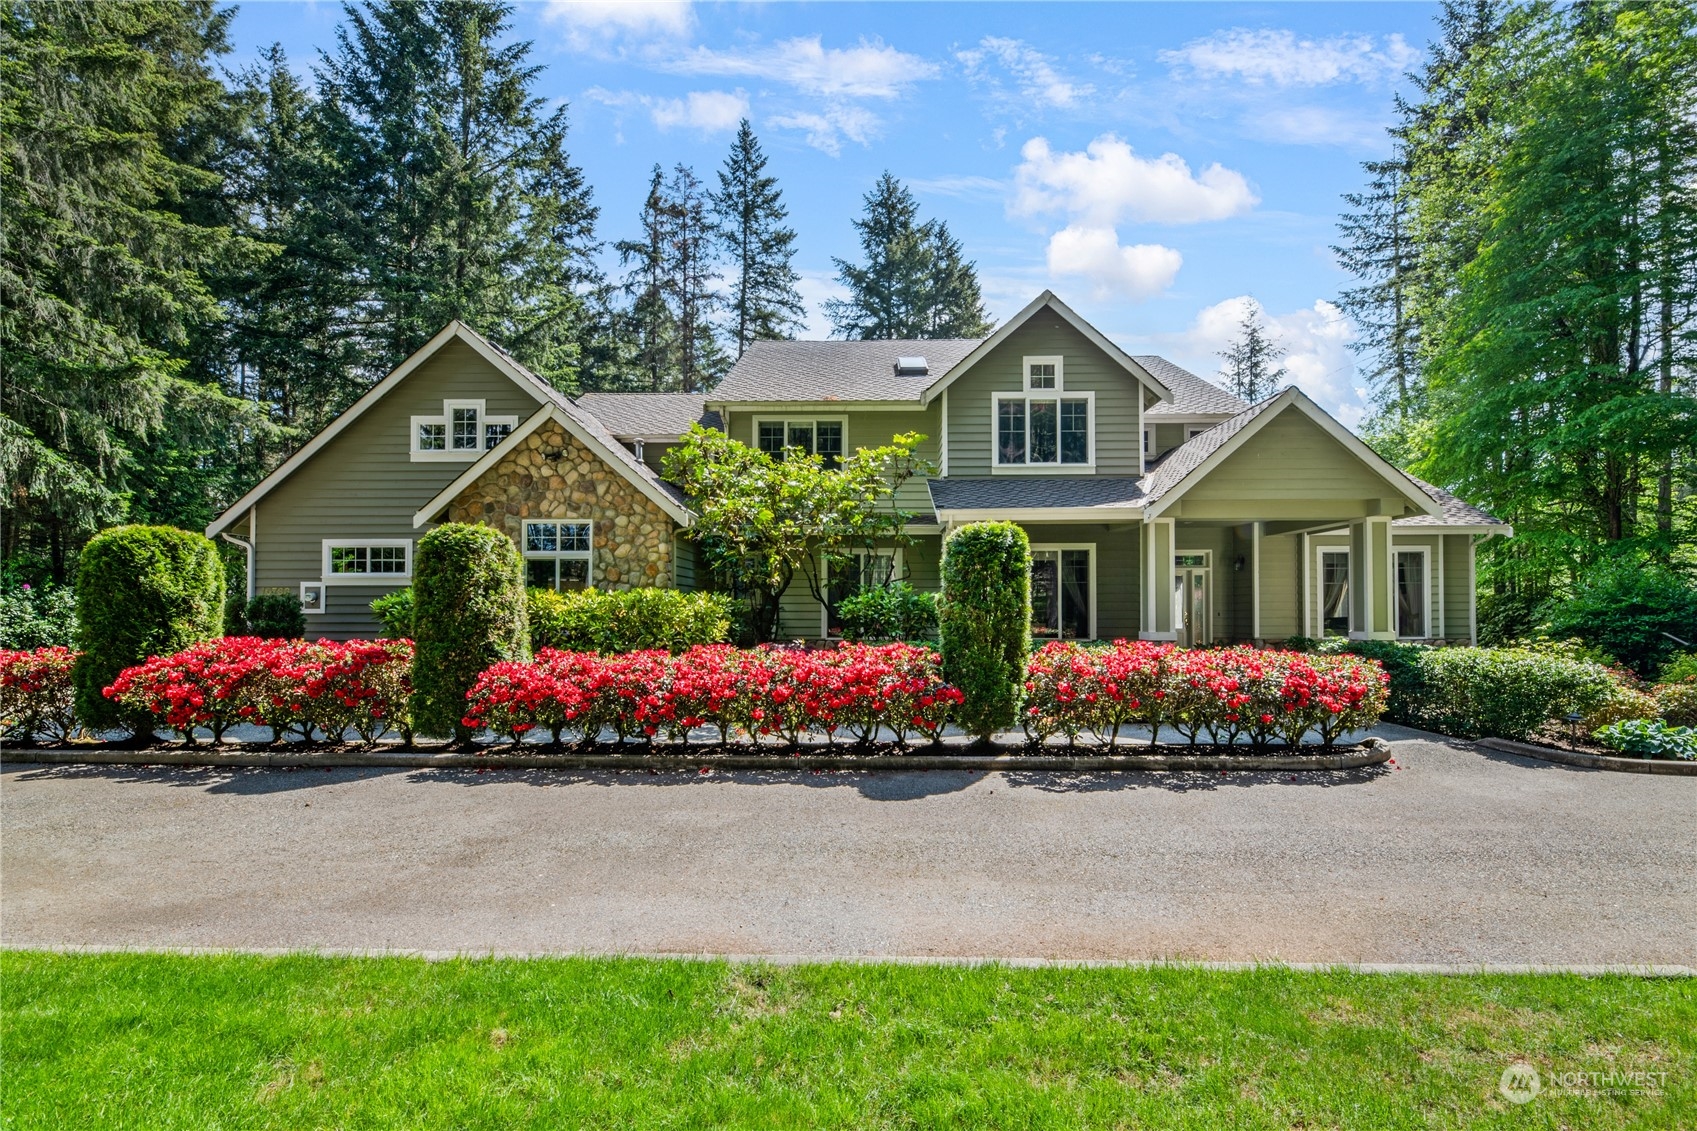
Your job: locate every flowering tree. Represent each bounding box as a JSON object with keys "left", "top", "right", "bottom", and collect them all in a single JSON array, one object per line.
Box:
[{"left": 663, "top": 424, "right": 932, "bottom": 642}]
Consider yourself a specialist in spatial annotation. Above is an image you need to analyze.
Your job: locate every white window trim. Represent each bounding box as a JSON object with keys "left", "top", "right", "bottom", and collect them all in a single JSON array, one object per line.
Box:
[
  {"left": 752, "top": 416, "right": 849, "bottom": 462},
  {"left": 410, "top": 399, "right": 517, "bottom": 462},
  {"left": 1029, "top": 542, "right": 1097, "bottom": 641},
  {"left": 321, "top": 539, "right": 413, "bottom": 585},
  {"left": 1393, "top": 544, "right": 1433, "bottom": 640},
  {"left": 522, "top": 518, "right": 595, "bottom": 590},
  {"left": 819, "top": 546, "right": 905, "bottom": 639},
  {"left": 1187, "top": 427, "right": 1207, "bottom": 440},
  {"left": 1023, "top": 354, "right": 1064, "bottom": 391},
  {"left": 990, "top": 390, "right": 1096, "bottom": 475},
  {"left": 300, "top": 581, "right": 327, "bottom": 615},
  {"left": 1313, "top": 543, "right": 1351, "bottom": 638}
]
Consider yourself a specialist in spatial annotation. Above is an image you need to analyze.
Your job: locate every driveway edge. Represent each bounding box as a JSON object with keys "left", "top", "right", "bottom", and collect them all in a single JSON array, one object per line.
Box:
[
  {"left": 0, "top": 738, "right": 1392, "bottom": 773},
  {"left": 1476, "top": 737, "right": 1697, "bottom": 775}
]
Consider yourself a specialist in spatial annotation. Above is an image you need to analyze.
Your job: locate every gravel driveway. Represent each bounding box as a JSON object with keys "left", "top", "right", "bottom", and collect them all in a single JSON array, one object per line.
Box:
[{"left": 4, "top": 727, "right": 1693, "bottom": 965}]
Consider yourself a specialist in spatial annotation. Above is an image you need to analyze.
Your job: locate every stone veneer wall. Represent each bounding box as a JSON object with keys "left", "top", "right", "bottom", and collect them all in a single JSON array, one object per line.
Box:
[{"left": 446, "top": 420, "right": 676, "bottom": 588}]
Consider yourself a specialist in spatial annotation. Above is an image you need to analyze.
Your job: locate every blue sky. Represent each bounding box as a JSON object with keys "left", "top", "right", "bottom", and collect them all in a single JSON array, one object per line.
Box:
[{"left": 227, "top": 1, "right": 1441, "bottom": 425}]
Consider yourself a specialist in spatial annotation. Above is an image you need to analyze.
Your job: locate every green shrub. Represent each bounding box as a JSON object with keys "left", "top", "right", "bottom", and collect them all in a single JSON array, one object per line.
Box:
[
  {"left": 1540, "top": 561, "right": 1697, "bottom": 678},
  {"left": 1593, "top": 718, "right": 1697, "bottom": 761},
  {"left": 1476, "top": 588, "right": 1547, "bottom": 647},
  {"left": 939, "top": 522, "right": 1030, "bottom": 742},
  {"left": 0, "top": 583, "right": 77, "bottom": 649},
  {"left": 526, "top": 588, "right": 734, "bottom": 654},
  {"left": 72, "top": 525, "right": 225, "bottom": 732},
  {"left": 239, "top": 591, "right": 306, "bottom": 639},
  {"left": 1659, "top": 652, "right": 1697, "bottom": 684},
  {"left": 1278, "top": 635, "right": 1320, "bottom": 654},
  {"left": 1318, "top": 638, "right": 1428, "bottom": 724},
  {"left": 408, "top": 524, "right": 530, "bottom": 740},
  {"left": 1654, "top": 679, "right": 1697, "bottom": 727},
  {"left": 1580, "top": 685, "right": 1659, "bottom": 731},
  {"left": 1413, "top": 646, "right": 1616, "bottom": 740},
  {"left": 370, "top": 587, "right": 415, "bottom": 639},
  {"left": 838, "top": 582, "right": 939, "bottom": 642}
]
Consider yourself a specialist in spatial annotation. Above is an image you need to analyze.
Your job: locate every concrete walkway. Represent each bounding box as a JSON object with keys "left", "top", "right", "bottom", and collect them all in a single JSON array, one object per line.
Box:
[{"left": 4, "top": 726, "right": 1693, "bottom": 966}]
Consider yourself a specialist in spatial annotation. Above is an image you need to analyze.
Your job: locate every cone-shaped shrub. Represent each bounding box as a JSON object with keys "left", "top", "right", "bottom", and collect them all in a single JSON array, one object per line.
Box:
[
  {"left": 939, "top": 521, "right": 1030, "bottom": 742},
  {"left": 409, "top": 523, "right": 530, "bottom": 740},
  {"left": 72, "top": 525, "right": 224, "bottom": 732}
]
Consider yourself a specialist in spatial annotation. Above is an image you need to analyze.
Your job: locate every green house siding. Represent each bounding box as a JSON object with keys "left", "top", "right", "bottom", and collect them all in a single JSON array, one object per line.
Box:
[
  {"left": 944, "top": 314, "right": 1146, "bottom": 478},
  {"left": 721, "top": 405, "right": 942, "bottom": 515},
  {"left": 1257, "top": 530, "right": 1302, "bottom": 640},
  {"left": 246, "top": 338, "right": 547, "bottom": 638}
]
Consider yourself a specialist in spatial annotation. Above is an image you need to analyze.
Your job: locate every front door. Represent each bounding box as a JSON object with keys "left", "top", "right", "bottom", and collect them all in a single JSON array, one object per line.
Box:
[{"left": 1172, "top": 553, "right": 1210, "bottom": 646}]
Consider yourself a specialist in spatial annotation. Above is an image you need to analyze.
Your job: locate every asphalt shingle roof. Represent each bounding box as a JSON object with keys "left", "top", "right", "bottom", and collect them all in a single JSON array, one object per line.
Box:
[
  {"left": 928, "top": 477, "right": 1145, "bottom": 512},
  {"left": 1138, "top": 395, "right": 1286, "bottom": 503},
  {"left": 1396, "top": 476, "right": 1505, "bottom": 527},
  {"left": 713, "top": 338, "right": 985, "bottom": 402},
  {"left": 1134, "top": 355, "right": 1248, "bottom": 417},
  {"left": 574, "top": 393, "right": 721, "bottom": 438}
]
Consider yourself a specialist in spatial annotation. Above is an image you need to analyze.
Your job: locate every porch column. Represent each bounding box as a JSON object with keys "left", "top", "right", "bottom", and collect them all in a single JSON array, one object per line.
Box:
[
  {"left": 1140, "top": 517, "right": 1177, "bottom": 640},
  {"left": 1348, "top": 515, "right": 1396, "bottom": 640},
  {"left": 1250, "top": 521, "right": 1262, "bottom": 643}
]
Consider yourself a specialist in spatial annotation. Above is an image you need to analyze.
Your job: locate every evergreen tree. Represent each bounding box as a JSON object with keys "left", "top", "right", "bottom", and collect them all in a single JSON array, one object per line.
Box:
[
  {"left": 615, "top": 167, "right": 681, "bottom": 392},
  {"left": 711, "top": 120, "right": 804, "bottom": 357},
  {"left": 0, "top": 0, "right": 261, "bottom": 578},
  {"left": 663, "top": 163, "right": 726, "bottom": 392},
  {"left": 828, "top": 173, "right": 992, "bottom": 340},
  {"left": 313, "top": 0, "right": 601, "bottom": 387},
  {"left": 1334, "top": 157, "right": 1419, "bottom": 421},
  {"left": 1218, "top": 308, "right": 1288, "bottom": 404}
]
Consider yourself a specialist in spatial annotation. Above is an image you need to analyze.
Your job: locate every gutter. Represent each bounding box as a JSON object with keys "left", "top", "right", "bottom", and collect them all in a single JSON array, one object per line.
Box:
[{"left": 220, "top": 531, "right": 255, "bottom": 602}]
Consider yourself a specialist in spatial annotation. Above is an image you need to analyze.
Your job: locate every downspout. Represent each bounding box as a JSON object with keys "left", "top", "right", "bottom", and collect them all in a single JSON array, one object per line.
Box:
[{"left": 219, "top": 507, "right": 257, "bottom": 602}]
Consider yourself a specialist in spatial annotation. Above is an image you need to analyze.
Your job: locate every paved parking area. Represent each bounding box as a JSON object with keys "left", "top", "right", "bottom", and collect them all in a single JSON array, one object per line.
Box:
[{"left": 3, "top": 727, "right": 1693, "bottom": 965}]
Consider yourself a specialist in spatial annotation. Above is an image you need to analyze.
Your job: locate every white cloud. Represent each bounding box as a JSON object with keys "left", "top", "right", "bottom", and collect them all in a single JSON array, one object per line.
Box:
[
  {"left": 545, "top": 0, "right": 694, "bottom": 50},
  {"left": 956, "top": 37, "right": 1093, "bottom": 109},
  {"left": 649, "top": 89, "right": 748, "bottom": 133},
  {"left": 768, "top": 103, "right": 881, "bottom": 156},
  {"left": 1013, "top": 135, "right": 1258, "bottom": 226},
  {"left": 1159, "top": 29, "right": 1419, "bottom": 87},
  {"left": 1155, "top": 296, "right": 1362, "bottom": 424},
  {"left": 668, "top": 36, "right": 937, "bottom": 98},
  {"left": 907, "top": 174, "right": 1007, "bottom": 201},
  {"left": 1244, "top": 106, "right": 1389, "bottom": 148},
  {"left": 1045, "top": 226, "right": 1182, "bottom": 300}
]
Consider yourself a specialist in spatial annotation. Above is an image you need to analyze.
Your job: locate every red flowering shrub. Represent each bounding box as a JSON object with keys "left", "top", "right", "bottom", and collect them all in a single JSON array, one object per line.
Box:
[
  {"left": 107, "top": 637, "right": 414, "bottom": 745},
  {"left": 1, "top": 646, "right": 80, "bottom": 742}
]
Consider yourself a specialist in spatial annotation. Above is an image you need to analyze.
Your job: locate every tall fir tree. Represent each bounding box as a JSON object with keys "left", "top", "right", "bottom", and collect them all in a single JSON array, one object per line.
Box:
[
  {"left": 615, "top": 167, "right": 682, "bottom": 392},
  {"left": 711, "top": 120, "right": 804, "bottom": 358},
  {"left": 663, "top": 163, "right": 726, "bottom": 392},
  {"left": 1218, "top": 308, "right": 1288, "bottom": 404},
  {"left": 1334, "top": 157, "right": 1419, "bottom": 422},
  {"left": 0, "top": 0, "right": 264, "bottom": 577},
  {"left": 827, "top": 173, "right": 992, "bottom": 340}
]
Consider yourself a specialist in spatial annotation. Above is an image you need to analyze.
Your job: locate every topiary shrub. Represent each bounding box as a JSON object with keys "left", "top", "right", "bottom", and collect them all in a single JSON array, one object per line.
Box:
[
  {"left": 240, "top": 591, "right": 306, "bottom": 639},
  {"left": 72, "top": 525, "right": 224, "bottom": 733},
  {"left": 371, "top": 587, "right": 416, "bottom": 639},
  {"left": 1540, "top": 561, "right": 1697, "bottom": 678},
  {"left": 526, "top": 587, "right": 734, "bottom": 654},
  {"left": 838, "top": 582, "right": 939, "bottom": 642},
  {"left": 939, "top": 521, "right": 1030, "bottom": 742},
  {"left": 409, "top": 524, "right": 529, "bottom": 741}
]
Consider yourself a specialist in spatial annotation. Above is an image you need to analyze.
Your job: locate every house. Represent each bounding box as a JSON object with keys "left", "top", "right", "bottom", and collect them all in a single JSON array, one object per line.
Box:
[{"left": 206, "top": 291, "right": 1509, "bottom": 644}]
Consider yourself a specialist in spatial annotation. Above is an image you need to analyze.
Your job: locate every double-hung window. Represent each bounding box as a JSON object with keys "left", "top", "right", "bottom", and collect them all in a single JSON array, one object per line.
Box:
[
  {"left": 524, "top": 520, "right": 592, "bottom": 590},
  {"left": 321, "top": 540, "right": 412, "bottom": 583},
  {"left": 996, "top": 356, "right": 1089, "bottom": 469},
  {"left": 411, "top": 399, "right": 517, "bottom": 461},
  {"left": 755, "top": 419, "right": 844, "bottom": 468}
]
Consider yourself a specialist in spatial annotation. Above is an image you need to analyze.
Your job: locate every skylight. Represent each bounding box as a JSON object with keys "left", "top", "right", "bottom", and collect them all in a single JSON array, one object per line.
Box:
[{"left": 895, "top": 356, "right": 928, "bottom": 375}]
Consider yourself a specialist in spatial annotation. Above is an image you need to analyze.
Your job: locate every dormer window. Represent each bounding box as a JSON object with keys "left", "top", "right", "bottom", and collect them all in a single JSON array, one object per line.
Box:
[{"left": 411, "top": 399, "right": 517, "bottom": 461}]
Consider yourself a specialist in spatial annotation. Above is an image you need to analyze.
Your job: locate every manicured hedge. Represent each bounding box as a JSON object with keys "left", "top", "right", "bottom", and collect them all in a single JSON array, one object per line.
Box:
[
  {"left": 527, "top": 587, "right": 734, "bottom": 654},
  {"left": 1410, "top": 646, "right": 1616, "bottom": 740},
  {"left": 72, "top": 525, "right": 225, "bottom": 732},
  {"left": 1023, "top": 641, "right": 1389, "bottom": 749},
  {"left": 409, "top": 524, "right": 529, "bottom": 740},
  {"left": 939, "top": 522, "right": 1030, "bottom": 742}
]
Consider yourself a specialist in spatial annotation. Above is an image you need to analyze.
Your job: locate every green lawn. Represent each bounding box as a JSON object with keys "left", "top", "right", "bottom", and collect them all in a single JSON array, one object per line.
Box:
[{"left": 2, "top": 952, "right": 1692, "bottom": 1129}]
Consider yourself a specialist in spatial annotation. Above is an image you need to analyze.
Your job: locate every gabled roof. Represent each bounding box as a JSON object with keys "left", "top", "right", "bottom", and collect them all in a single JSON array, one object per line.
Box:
[
  {"left": 1134, "top": 355, "right": 1248, "bottom": 417},
  {"left": 1396, "top": 476, "right": 1509, "bottom": 530},
  {"left": 206, "top": 321, "right": 686, "bottom": 538},
  {"left": 575, "top": 392, "right": 721, "bottom": 439},
  {"left": 1139, "top": 386, "right": 1442, "bottom": 520},
  {"left": 412, "top": 401, "right": 693, "bottom": 528},
  {"left": 920, "top": 290, "right": 1172, "bottom": 404},
  {"left": 711, "top": 338, "right": 984, "bottom": 403}
]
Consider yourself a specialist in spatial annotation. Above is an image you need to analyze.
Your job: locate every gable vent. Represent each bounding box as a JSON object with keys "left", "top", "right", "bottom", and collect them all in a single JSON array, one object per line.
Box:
[{"left": 895, "top": 355, "right": 928, "bottom": 376}]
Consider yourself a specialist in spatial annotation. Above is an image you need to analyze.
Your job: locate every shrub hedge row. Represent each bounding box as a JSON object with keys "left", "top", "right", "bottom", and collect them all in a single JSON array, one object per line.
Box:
[{"left": 373, "top": 582, "right": 733, "bottom": 655}]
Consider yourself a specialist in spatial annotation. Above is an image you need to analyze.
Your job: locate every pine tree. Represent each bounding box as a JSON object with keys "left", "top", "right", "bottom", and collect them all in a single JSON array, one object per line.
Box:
[
  {"left": 828, "top": 173, "right": 992, "bottom": 340},
  {"left": 0, "top": 0, "right": 260, "bottom": 577},
  {"left": 1218, "top": 309, "right": 1288, "bottom": 404},
  {"left": 711, "top": 120, "right": 804, "bottom": 357},
  {"left": 615, "top": 167, "right": 681, "bottom": 392},
  {"left": 663, "top": 164, "right": 726, "bottom": 392}
]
